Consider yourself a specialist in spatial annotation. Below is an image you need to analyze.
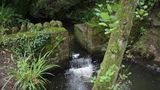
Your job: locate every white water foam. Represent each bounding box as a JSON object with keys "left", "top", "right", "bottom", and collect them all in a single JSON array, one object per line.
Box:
[
  {"left": 65, "top": 53, "right": 94, "bottom": 90},
  {"left": 69, "top": 64, "right": 93, "bottom": 79}
]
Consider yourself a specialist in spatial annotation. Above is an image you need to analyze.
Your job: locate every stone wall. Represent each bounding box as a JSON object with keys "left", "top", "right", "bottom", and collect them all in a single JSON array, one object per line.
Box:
[
  {"left": 0, "top": 20, "right": 69, "bottom": 65},
  {"left": 0, "top": 20, "right": 69, "bottom": 89},
  {"left": 74, "top": 23, "right": 109, "bottom": 56}
]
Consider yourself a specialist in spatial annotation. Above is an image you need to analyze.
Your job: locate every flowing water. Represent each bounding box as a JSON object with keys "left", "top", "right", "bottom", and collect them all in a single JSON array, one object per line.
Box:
[
  {"left": 48, "top": 57, "right": 160, "bottom": 90},
  {"left": 65, "top": 53, "right": 94, "bottom": 90},
  {"left": 48, "top": 34, "right": 97, "bottom": 90},
  {"left": 48, "top": 47, "right": 160, "bottom": 90},
  {"left": 48, "top": 22, "right": 160, "bottom": 90},
  {"left": 48, "top": 52, "right": 96, "bottom": 90}
]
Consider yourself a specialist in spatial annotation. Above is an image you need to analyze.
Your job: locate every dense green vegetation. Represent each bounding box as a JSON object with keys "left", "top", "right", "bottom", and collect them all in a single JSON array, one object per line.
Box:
[
  {"left": 0, "top": 0, "right": 160, "bottom": 90},
  {"left": 10, "top": 53, "right": 57, "bottom": 90}
]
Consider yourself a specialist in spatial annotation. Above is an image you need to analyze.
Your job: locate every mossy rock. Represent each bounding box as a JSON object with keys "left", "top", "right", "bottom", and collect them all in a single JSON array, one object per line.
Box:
[
  {"left": 0, "top": 20, "right": 64, "bottom": 35},
  {"left": 74, "top": 23, "right": 109, "bottom": 56},
  {"left": 42, "top": 31, "right": 69, "bottom": 65},
  {"left": 127, "top": 27, "right": 160, "bottom": 64},
  {"left": 0, "top": 25, "right": 69, "bottom": 66}
]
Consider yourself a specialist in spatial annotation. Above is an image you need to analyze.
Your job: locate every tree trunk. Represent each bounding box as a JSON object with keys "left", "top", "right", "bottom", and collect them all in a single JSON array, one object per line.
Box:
[{"left": 92, "top": 0, "right": 138, "bottom": 90}]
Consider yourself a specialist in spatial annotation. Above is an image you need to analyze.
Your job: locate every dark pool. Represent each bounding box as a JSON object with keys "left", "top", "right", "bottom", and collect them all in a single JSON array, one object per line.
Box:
[
  {"left": 48, "top": 54, "right": 160, "bottom": 90},
  {"left": 126, "top": 62, "right": 160, "bottom": 90},
  {"left": 48, "top": 30, "right": 160, "bottom": 90}
]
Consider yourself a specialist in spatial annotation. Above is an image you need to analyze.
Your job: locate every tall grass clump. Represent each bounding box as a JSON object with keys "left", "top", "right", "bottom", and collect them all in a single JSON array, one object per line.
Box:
[
  {"left": 0, "top": 5, "right": 27, "bottom": 28},
  {"left": 0, "top": 6, "right": 15, "bottom": 27},
  {"left": 10, "top": 53, "right": 58, "bottom": 90}
]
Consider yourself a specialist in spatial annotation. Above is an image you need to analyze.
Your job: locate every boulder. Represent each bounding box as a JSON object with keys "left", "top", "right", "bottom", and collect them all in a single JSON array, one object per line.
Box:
[
  {"left": 129, "top": 28, "right": 160, "bottom": 62},
  {"left": 74, "top": 23, "right": 109, "bottom": 56},
  {"left": 124, "top": 5, "right": 160, "bottom": 68},
  {"left": 124, "top": 27, "right": 160, "bottom": 72}
]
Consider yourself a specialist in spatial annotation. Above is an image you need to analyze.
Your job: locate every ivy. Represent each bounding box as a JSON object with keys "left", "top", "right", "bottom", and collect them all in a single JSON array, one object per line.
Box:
[{"left": 2, "top": 33, "right": 51, "bottom": 56}]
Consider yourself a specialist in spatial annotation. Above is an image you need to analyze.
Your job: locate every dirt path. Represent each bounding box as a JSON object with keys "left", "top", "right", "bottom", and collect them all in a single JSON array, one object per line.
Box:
[{"left": 0, "top": 49, "right": 16, "bottom": 90}]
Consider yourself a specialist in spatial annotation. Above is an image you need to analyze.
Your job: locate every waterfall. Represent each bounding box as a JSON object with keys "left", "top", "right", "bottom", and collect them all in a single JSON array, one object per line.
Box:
[{"left": 65, "top": 53, "right": 95, "bottom": 90}]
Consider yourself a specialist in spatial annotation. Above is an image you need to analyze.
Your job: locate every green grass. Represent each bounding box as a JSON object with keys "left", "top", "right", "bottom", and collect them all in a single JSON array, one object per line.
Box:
[
  {"left": 10, "top": 53, "right": 58, "bottom": 90},
  {"left": 0, "top": 6, "right": 15, "bottom": 27}
]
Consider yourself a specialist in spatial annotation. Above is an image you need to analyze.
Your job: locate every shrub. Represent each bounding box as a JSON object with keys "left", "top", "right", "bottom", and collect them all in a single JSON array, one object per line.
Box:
[
  {"left": 0, "top": 6, "right": 16, "bottom": 27},
  {"left": 0, "top": 5, "right": 28, "bottom": 28},
  {"left": 135, "top": 0, "right": 156, "bottom": 20},
  {"left": 11, "top": 53, "right": 58, "bottom": 90}
]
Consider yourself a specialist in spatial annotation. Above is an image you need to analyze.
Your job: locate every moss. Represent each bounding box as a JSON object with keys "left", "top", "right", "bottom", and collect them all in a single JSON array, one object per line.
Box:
[
  {"left": 50, "top": 20, "right": 62, "bottom": 27},
  {"left": 0, "top": 20, "right": 66, "bottom": 47},
  {"left": 92, "top": 0, "right": 137, "bottom": 89},
  {"left": 131, "top": 27, "right": 160, "bottom": 61},
  {"left": 11, "top": 27, "right": 19, "bottom": 34},
  {"left": 133, "top": 29, "right": 149, "bottom": 54},
  {"left": 44, "top": 27, "right": 66, "bottom": 32},
  {"left": 43, "top": 22, "right": 50, "bottom": 28},
  {"left": 0, "top": 19, "right": 70, "bottom": 64},
  {"left": 74, "top": 25, "right": 89, "bottom": 51},
  {"left": 0, "top": 26, "right": 66, "bottom": 46}
]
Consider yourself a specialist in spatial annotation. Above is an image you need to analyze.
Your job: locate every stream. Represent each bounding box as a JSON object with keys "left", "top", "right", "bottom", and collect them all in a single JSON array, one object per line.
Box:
[
  {"left": 48, "top": 39, "right": 160, "bottom": 90},
  {"left": 47, "top": 21, "right": 160, "bottom": 90},
  {"left": 48, "top": 34, "right": 96, "bottom": 90}
]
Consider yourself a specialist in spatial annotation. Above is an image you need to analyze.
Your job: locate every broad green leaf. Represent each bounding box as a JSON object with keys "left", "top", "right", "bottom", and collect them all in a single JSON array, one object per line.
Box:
[
  {"left": 143, "top": 5, "right": 148, "bottom": 9},
  {"left": 107, "top": 4, "right": 112, "bottom": 13},
  {"left": 143, "top": 13, "right": 148, "bottom": 16},
  {"left": 110, "top": 16, "right": 117, "bottom": 21},
  {"left": 136, "top": 15, "right": 140, "bottom": 18},
  {"left": 100, "top": 12, "right": 110, "bottom": 20},
  {"left": 99, "top": 22, "right": 107, "bottom": 26},
  {"left": 140, "top": 2, "right": 144, "bottom": 6}
]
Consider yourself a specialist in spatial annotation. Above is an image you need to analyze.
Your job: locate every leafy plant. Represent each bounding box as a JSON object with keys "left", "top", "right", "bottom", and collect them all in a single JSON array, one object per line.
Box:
[
  {"left": 135, "top": 0, "right": 156, "bottom": 20},
  {"left": 0, "top": 26, "right": 8, "bottom": 35},
  {"left": 91, "top": 64, "right": 118, "bottom": 89},
  {"left": 135, "top": 1, "right": 148, "bottom": 20},
  {"left": 94, "top": 1, "right": 119, "bottom": 34},
  {"left": 99, "top": 64, "right": 118, "bottom": 83},
  {"left": 2, "top": 33, "right": 51, "bottom": 56},
  {"left": 0, "top": 5, "right": 27, "bottom": 28},
  {"left": 91, "top": 64, "right": 132, "bottom": 90},
  {"left": 10, "top": 53, "right": 58, "bottom": 90},
  {"left": 139, "top": 26, "right": 146, "bottom": 35}
]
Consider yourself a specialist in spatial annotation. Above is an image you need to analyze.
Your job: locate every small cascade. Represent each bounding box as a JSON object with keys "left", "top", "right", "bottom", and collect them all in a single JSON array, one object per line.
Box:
[{"left": 65, "top": 53, "right": 95, "bottom": 90}]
